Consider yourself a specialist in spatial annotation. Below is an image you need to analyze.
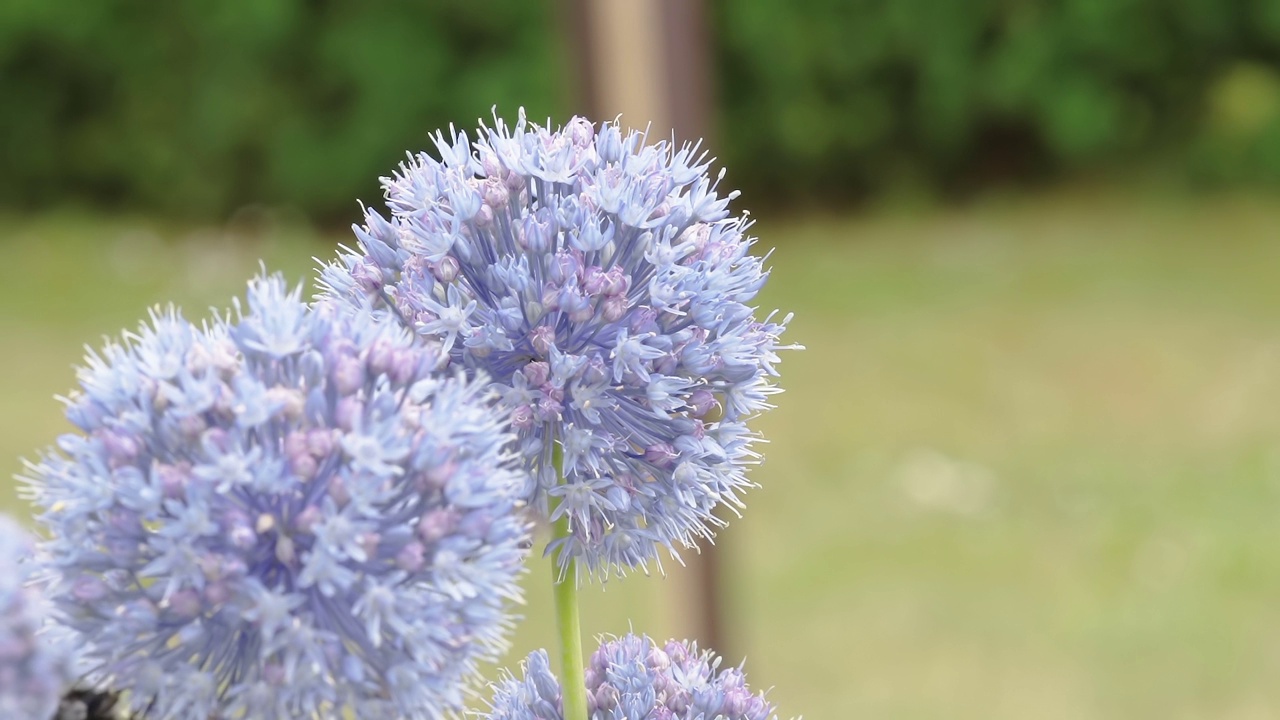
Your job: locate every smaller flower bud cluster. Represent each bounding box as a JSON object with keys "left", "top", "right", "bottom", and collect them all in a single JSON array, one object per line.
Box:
[
  {"left": 0, "top": 515, "right": 74, "bottom": 720},
  {"left": 482, "top": 634, "right": 779, "bottom": 720},
  {"left": 24, "top": 274, "right": 531, "bottom": 720}
]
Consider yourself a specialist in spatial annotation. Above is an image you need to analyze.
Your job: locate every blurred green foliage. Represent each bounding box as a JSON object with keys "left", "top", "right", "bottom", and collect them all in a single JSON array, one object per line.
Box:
[
  {"left": 9, "top": 1, "right": 1280, "bottom": 217},
  {"left": 0, "top": 0, "right": 562, "bottom": 221},
  {"left": 714, "top": 0, "right": 1280, "bottom": 199}
]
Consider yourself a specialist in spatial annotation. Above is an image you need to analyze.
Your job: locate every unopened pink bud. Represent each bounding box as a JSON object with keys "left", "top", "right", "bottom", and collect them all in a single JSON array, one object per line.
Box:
[
  {"left": 307, "top": 428, "right": 336, "bottom": 458},
  {"left": 294, "top": 506, "right": 322, "bottom": 534},
  {"left": 431, "top": 256, "right": 460, "bottom": 284},
  {"left": 417, "top": 509, "right": 456, "bottom": 543},
  {"left": 204, "top": 581, "right": 230, "bottom": 605},
  {"left": 334, "top": 396, "right": 362, "bottom": 431},
  {"left": 530, "top": 326, "right": 555, "bottom": 357},
  {"left": 332, "top": 355, "right": 364, "bottom": 395},
  {"left": 601, "top": 294, "right": 627, "bottom": 323},
  {"left": 168, "top": 588, "right": 202, "bottom": 618},
  {"left": 329, "top": 477, "right": 351, "bottom": 507},
  {"left": 511, "top": 404, "right": 534, "bottom": 430},
  {"left": 396, "top": 541, "right": 426, "bottom": 572},
  {"left": 687, "top": 389, "right": 717, "bottom": 418}
]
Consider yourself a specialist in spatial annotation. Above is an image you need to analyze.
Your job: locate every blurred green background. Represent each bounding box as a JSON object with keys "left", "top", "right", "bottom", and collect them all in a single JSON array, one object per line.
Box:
[{"left": 5, "top": 2, "right": 1280, "bottom": 718}]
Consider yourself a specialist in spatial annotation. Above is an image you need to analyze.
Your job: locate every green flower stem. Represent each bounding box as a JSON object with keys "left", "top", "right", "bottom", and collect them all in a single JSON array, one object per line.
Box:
[{"left": 550, "top": 445, "right": 589, "bottom": 720}]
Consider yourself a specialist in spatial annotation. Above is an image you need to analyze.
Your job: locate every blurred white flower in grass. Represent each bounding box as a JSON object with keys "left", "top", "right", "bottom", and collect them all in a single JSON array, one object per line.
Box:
[{"left": 896, "top": 448, "right": 996, "bottom": 516}]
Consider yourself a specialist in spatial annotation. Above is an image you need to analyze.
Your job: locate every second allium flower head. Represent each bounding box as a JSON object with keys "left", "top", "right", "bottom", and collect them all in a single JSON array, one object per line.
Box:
[
  {"left": 322, "top": 111, "right": 792, "bottom": 577},
  {"left": 24, "top": 276, "right": 530, "bottom": 720}
]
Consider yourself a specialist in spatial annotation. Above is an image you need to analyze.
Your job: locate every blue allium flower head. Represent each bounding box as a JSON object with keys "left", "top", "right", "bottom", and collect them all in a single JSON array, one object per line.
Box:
[
  {"left": 23, "top": 275, "right": 531, "bottom": 720},
  {"left": 321, "top": 111, "right": 794, "bottom": 577},
  {"left": 482, "top": 633, "right": 780, "bottom": 720},
  {"left": 0, "top": 514, "right": 74, "bottom": 720}
]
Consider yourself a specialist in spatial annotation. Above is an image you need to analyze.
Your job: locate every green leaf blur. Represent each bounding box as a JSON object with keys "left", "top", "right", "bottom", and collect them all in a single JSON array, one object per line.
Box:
[{"left": 0, "top": 0, "right": 562, "bottom": 220}]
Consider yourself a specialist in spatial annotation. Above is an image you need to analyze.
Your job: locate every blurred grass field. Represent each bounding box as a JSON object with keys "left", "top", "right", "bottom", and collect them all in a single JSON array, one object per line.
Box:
[{"left": 4, "top": 187, "right": 1280, "bottom": 719}]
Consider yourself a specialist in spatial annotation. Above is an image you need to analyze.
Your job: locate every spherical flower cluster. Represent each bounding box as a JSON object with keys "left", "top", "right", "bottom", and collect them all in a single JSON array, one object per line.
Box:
[
  {"left": 321, "top": 111, "right": 793, "bottom": 577},
  {"left": 483, "top": 633, "right": 778, "bottom": 720},
  {"left": 0, "top": 514, "right": 73, "bottom": 720},
  {"left": 23, "top": 275, "right": 531, "bottom": 720}
]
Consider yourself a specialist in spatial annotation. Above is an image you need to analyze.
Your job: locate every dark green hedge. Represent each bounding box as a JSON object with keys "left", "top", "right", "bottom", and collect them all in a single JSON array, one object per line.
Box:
[
  {"left": 714, "top": 0, "right": 1280, "bottom": 200},
  {"left": 5, "top": 1, "right": 1280, "bottom": 219},
  {"left": 0, "top": 0, "right": 562, "bottom": 221}
]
